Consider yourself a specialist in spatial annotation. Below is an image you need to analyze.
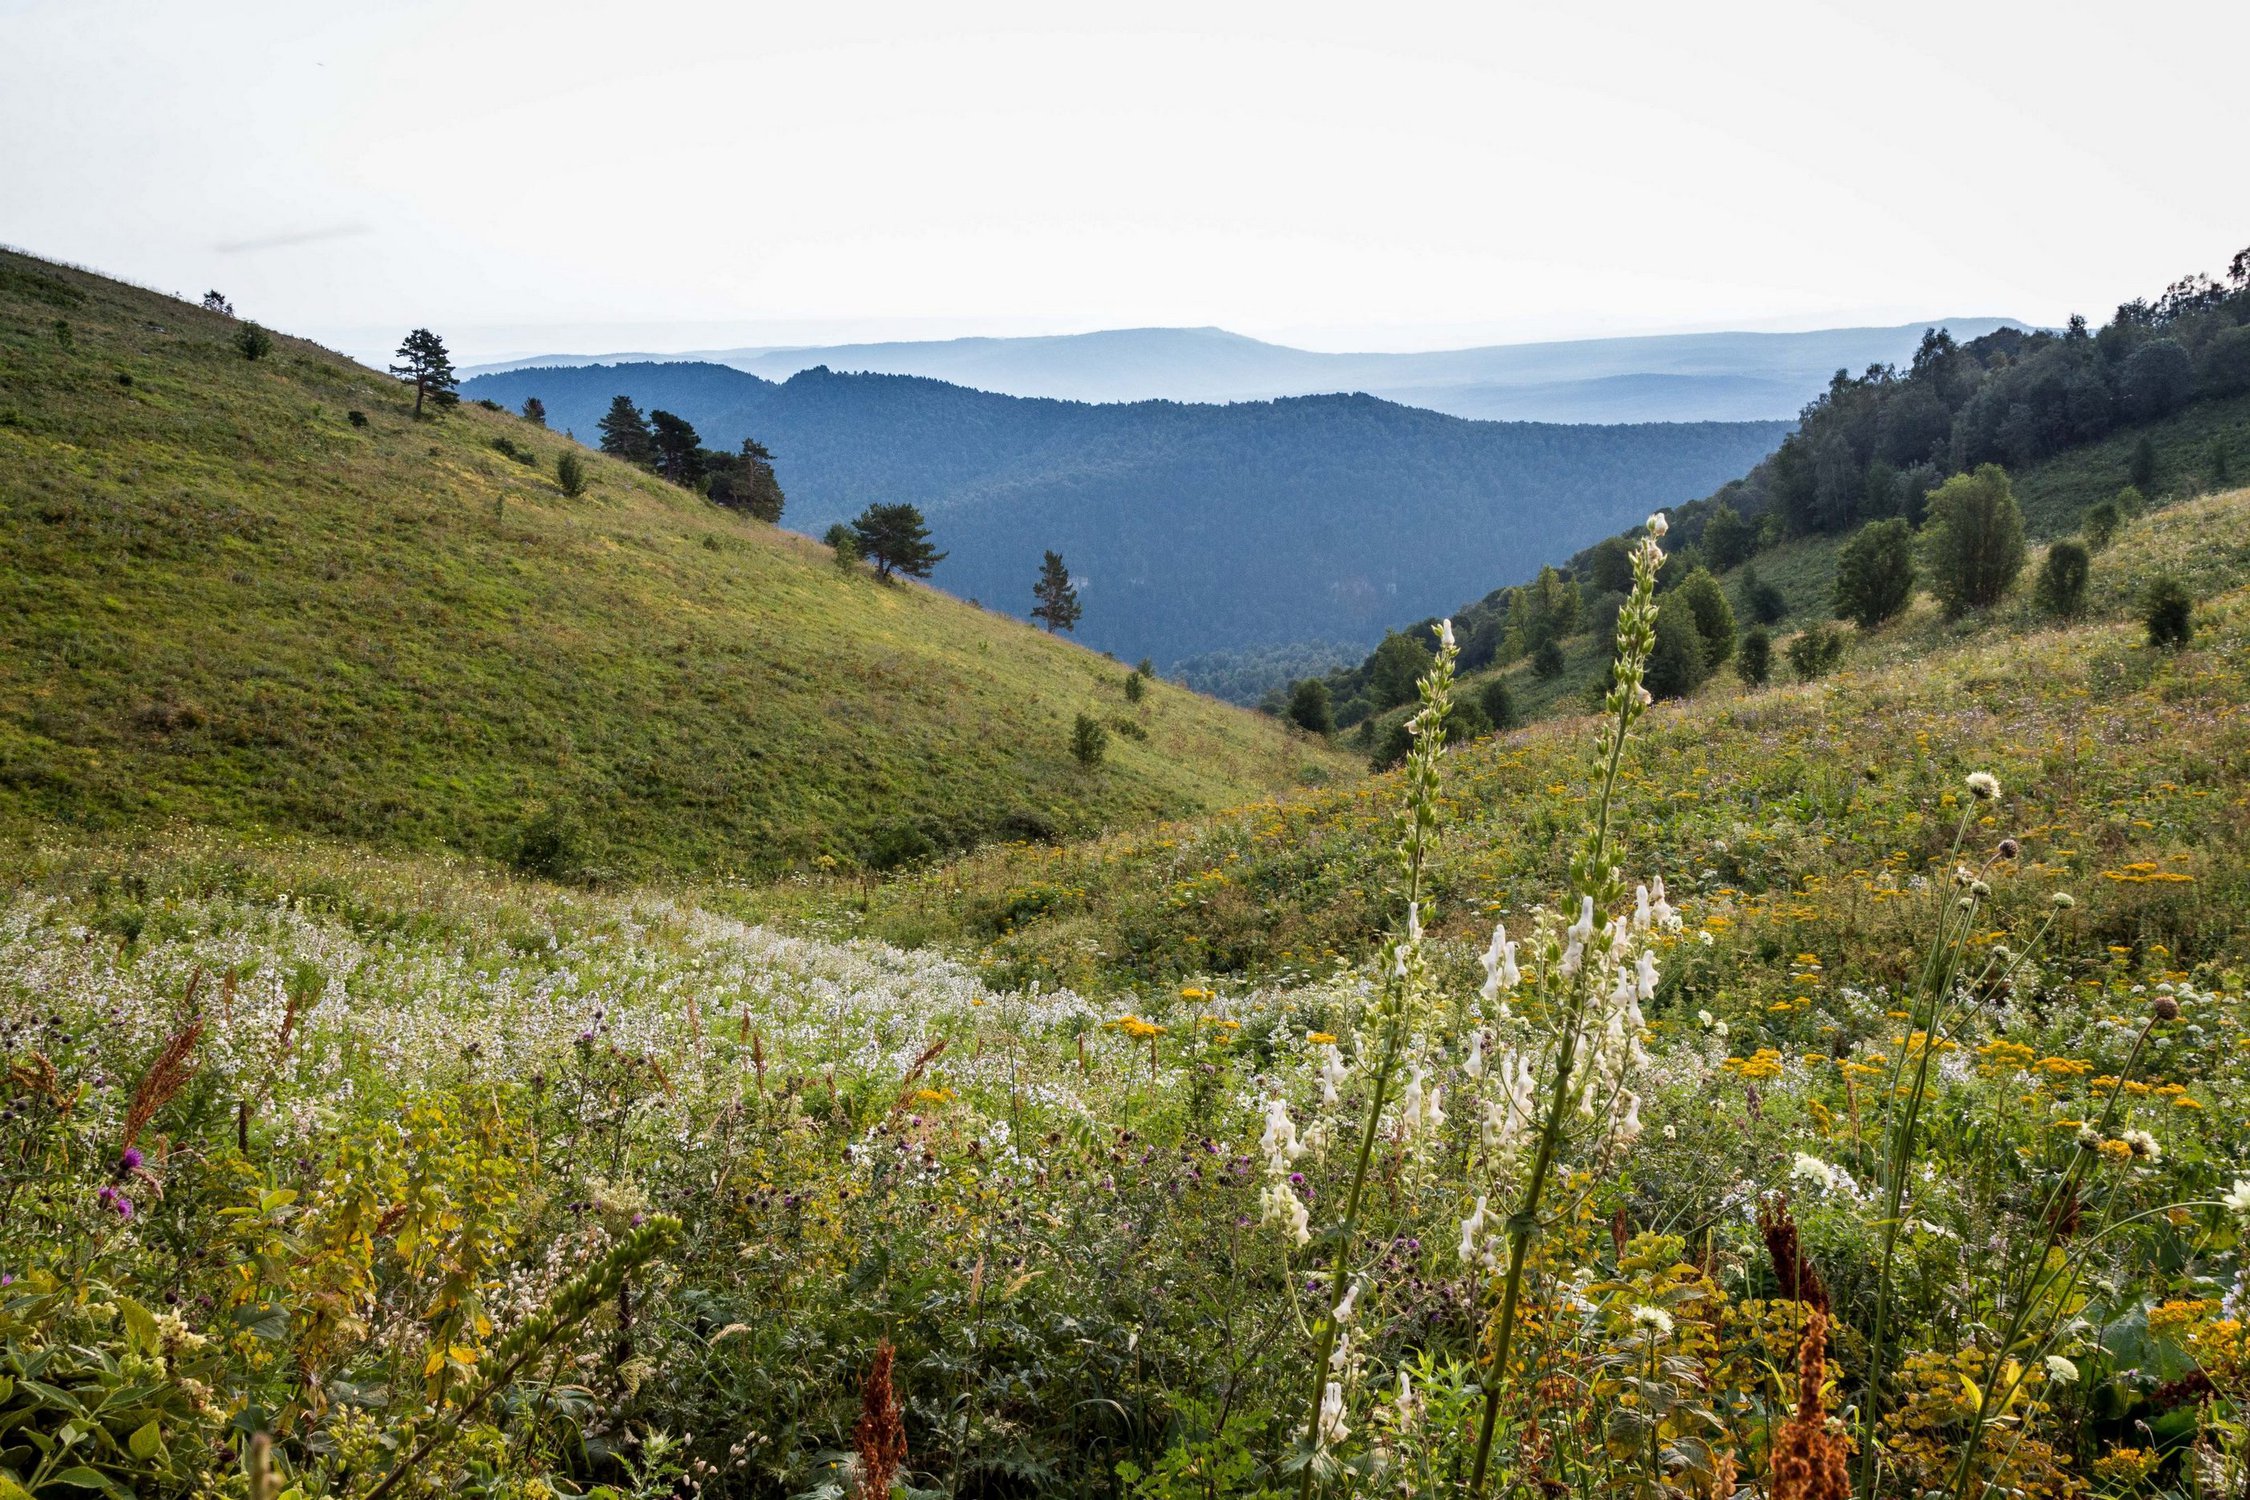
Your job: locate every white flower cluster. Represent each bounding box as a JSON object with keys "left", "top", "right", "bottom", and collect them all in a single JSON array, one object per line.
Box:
[
  {"left": 1259, "top": 1096, "right": 1311, "bottom": 1245},
  {"left": 1316, "top": 1278, "right": 1365, "bottom": 1448}
]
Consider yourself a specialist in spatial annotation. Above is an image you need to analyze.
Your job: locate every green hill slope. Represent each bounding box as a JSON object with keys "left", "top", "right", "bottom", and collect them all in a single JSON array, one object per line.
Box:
[
  {"left": 0, "top": 250, "right": 1348, "bottom": 875},
  {"left": 1427, "top": 388, "right": 2250, "bottom": 728},
  {"left": 791, "top": 482, "right": 2250, "bottom": 989}
]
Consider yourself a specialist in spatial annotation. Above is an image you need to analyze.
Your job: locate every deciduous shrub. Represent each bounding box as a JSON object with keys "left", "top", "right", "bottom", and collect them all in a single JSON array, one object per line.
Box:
[
  {"left": 2035, "top": 541, "right": 2090, "bottom": 618},
  {"left": 1833, "top": 518, "right": 1917, "bottom": 628},
  {"left": 1072, "top": 711, "right": 1108, "bottom": 768},
  {"left": 1737, "top": 626, "right": 1772, "bottom": 687},
  {"left": 1924, "top": 464, "right": 2026, "bottom": 614},
  {"left": 1787, "top": 623, "right": 1846, "bottom": 680},
  {"left": 2144, "top": 575, "right": 2193, "bottom": 648}
]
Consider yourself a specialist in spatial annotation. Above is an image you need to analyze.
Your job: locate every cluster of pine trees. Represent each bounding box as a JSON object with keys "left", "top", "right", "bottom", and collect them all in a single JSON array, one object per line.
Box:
[{"left": 595, "top": 395, "right": 786, "bottom": 521}]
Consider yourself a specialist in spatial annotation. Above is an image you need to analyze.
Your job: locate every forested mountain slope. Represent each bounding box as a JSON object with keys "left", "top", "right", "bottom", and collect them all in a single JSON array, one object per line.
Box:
[{"left": 464, "top": 359, "right": 1789, "bottom": 663}]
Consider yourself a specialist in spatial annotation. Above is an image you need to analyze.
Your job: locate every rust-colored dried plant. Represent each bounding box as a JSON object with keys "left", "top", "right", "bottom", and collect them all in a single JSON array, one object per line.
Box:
[{"left": 854, "top": 1340, "right": 906, "bottom": 1500}]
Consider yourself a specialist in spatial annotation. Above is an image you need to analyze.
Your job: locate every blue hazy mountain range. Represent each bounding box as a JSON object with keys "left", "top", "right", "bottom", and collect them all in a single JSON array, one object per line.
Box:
[
  {"left": 462, "top": 361, "right": 1789, "bottom": 664},
  {"left": 465, "top": 319, "right": 2026, "bottom": 424}
]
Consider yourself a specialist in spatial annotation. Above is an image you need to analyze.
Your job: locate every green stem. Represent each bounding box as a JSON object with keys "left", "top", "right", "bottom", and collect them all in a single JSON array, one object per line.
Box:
[
  {"left": 1465, "top": 541, "right": 1659, "bottom": 1498},
  {"left": 1294, "top": 643, "right": 1452, "bottom": 1495},
  {"left": 1857, "top": 805, "right": 1981, "bottom": 1495}
]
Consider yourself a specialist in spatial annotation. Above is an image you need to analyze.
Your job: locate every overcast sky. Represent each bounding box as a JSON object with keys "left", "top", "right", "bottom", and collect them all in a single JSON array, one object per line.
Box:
[{"left": 4, "top": 0, "right": 2243, "bottom": 365}]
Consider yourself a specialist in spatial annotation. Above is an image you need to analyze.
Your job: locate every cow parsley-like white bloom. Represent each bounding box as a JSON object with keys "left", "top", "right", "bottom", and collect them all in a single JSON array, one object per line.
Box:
[
  {"left": 2044, "top": 1355, "right": 2080, "bottom": 1385},
  {"left": 1966, "top": 771, "right": 2001, "bottom": 801},
  {"left": 1791, "top": 1152, "right": 1839, "bottom": 1193},
  {"left": 1630, "top": 1304, "right": 1673, "bottom": 1336},
  {"left": 2224, "top": 1178, "right": 2250, "bottom": 1215}
]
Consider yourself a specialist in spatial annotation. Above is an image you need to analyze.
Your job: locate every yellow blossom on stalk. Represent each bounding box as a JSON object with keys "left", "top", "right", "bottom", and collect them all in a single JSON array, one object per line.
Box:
[
  {"left": 1111, "top": 1015, "right": 1167, "bottom": 1040},
  {"left": 1306, "top": 1031, "right": 1337, "bottom": 1045}
]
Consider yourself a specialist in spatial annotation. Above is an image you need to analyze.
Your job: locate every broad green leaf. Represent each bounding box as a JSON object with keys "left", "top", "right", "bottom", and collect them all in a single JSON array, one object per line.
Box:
[
  {"left": 116, "top": 1299, "right": 158, "bottom": 1356},
  {"left": 127, "top": 1420, "right": 162, "bottom": 1462}
]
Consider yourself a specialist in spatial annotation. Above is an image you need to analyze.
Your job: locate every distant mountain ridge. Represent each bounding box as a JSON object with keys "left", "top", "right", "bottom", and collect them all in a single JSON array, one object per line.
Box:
[
  {"left": 465, "top": 319, "right": 2028, "bottom": 424},
  {"left": 461, "top": 360, "right": 1790, "bottom": 663}
]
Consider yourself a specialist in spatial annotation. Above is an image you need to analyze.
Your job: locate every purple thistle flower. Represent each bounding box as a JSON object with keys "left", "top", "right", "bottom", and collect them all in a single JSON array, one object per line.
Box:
[{"left": 117, "top": 1147, "right": 144, "bottom": 1176}]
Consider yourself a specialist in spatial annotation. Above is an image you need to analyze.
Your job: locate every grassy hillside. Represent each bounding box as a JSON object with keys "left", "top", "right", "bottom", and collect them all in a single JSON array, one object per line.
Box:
[
  {"left": 1402, "top": 390, "right": 2250, "bottom": 737},
  {"left": 461, "top": 360, "right": 1789, "bottom": 665},
  {"left": 0, "top": 250, "right": 1348, "bottom": 876},
  {"left": 7, "top": 486, "right": 2246, "bottom": 1499},
  {"left": 790, "top": 482, "right": 2250, "bottom": 991}
]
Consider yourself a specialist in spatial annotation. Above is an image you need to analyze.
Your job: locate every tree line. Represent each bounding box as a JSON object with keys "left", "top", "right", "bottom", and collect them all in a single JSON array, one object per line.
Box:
[
  {"left": 1294, "top": 243, "right": 2247, "bottom": 741},
  {"left": 596, "top": 395, "right": 786, "bottom": 521}
]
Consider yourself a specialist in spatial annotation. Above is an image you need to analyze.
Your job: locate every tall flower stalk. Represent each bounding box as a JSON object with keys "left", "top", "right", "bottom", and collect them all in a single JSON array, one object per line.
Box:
[
  {"left": 1291, "top": 620, "right": 1455, "bottom": 1491},
  {"left": 1463, "top": 516, "right": 1669, "bottom": 1497}
]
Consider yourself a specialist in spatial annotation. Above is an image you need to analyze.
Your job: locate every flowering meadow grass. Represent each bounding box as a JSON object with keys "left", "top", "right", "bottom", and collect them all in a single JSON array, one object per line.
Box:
[{"left": 7, "top": 497, "right": 2250, "bottom": 1500}]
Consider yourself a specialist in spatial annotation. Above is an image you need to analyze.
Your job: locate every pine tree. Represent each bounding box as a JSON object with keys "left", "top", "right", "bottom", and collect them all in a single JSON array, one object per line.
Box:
[
  {"left": 851, "top": 503, "right": 946, "bottom": 582},
  {"left": 1031, "top": 550, "right": 1082, "bottom": 633},
  {"left": 716, "top": 438, "right": 785, "bottom": 522},
  {"left": 389, "top": 328, "right": 459, "bottom": 418},
  {"left": 647, "top": 410, "right": 706, "bottom": 488},
  {"left": 597, "top": 396, "right": 654, "bottom": 467},
  {"left": 521, "top": 396, "right": 547, "bottom": 427}
]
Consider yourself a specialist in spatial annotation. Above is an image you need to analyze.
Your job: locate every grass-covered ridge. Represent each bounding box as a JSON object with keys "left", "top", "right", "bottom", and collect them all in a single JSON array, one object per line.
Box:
[{"left": 0, "top": 250, "right": 1347, "bottom": 877}]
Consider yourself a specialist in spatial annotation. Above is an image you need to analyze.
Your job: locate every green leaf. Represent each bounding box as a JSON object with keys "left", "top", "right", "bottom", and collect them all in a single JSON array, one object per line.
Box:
[
  {"left": 116, "top": 1299, "right": 158, "bottom": 1356},
  {"left": 231, "top": 1305, "right": 290, "bottom": 1341},
  {"left": 127, "top": 1420, "right": 162, "bottom": 1462},
  {"left": 0, "top": 1473, "right": 30, "bottom": 1500}
]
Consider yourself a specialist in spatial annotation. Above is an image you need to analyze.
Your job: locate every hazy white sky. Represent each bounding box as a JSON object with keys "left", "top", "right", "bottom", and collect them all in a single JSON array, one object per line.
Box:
[{"left": 4, "top": 0, "right": 2243, "bottom": 364}]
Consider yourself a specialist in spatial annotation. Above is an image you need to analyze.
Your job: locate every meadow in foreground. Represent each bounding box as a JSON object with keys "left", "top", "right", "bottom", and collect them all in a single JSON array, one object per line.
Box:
[{"left": 6, "top": 511, "right": 2250, "bottom": 1500}]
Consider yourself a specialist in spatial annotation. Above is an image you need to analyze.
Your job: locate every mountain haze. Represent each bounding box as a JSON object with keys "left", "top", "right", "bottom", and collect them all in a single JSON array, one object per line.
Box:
[
  {"left": 461, "top": 360, "right": 1791, "bottom": 663},
  {"left": 465, "top": 319, "right": 2027, "bottom": 423}
]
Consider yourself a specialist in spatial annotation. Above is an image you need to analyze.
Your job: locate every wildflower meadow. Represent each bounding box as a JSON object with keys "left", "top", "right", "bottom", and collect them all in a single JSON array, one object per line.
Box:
[{"left": 6, "top": 506, "right": 2250, "bottom": 1500}]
